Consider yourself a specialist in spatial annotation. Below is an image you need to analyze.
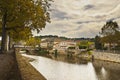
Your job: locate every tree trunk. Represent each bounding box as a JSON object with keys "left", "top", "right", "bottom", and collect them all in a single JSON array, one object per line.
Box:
[
  {"left": 8, "top": 36, "right": 13, "bottom": 50},
  {"left": 6, "top": 35, "right": 9, "bottom": 51},
  {"left": 1, "top": 11, "right": 7, "bottom": 53}
]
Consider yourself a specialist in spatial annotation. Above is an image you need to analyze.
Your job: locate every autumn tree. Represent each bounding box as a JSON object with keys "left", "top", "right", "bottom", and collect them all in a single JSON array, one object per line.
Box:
[
  {"left": 8, "top": 27, "right": 32, "bottom": 49},
  {"left": 0, "top": 0, "right": 51, "bottom": 53},
  {"left": 25, "top": 37, "right": 40, "bottom": 48}
]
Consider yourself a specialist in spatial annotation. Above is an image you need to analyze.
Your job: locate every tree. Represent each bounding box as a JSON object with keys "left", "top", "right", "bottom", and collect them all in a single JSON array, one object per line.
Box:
[
  {"left": 9, "top": 27, "right": 32, "bottom": 42},
  {"left": 100, "top": 20, "right": 119, "bottom": 50},
  {"left": 114, "top": 31, "right": 120, "bottom": 45},
  {"left": 8, "top": 27, "right": 32, "bottom": 50},
  {"left": 95, "top": 35, "right": 102, "bottom": 50},
  {"left": 78, "top": 41, "right": 89, "bottom": 49},
  {"left": 0, "top": 0, "right": 51, "bottom": 53},
  {"left": 25, "top": 37, "right": 40, "bottom": 48}
]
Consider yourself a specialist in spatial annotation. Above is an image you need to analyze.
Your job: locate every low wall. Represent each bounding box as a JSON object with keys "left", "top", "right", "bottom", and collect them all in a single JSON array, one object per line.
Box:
[
  {"left": 0, "top": 51, "right": 21, "bottom": 80},
  {"left": 16, "top": 53, "right": 47, "bottom": 80},
  {"left": 93, "top": 51, "right": 120, "bottom": 63}
]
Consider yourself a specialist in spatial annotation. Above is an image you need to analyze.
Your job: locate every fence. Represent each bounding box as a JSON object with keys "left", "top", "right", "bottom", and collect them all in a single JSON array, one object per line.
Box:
[{"left": 95, "top": 50, "right": 120, "bottom": 54}]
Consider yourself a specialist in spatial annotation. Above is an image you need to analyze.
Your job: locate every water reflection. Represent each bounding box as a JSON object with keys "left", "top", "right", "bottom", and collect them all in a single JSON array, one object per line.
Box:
[
  {"left": 93, "top": 60, "right": 120, "bottom": 80},
  {"left": 101, "top": 67, "right": 107, "bottom": 77},
  {"left": 50, "top": 54, "right": 89, "bottom": 64},
  {"left": 22, "top": 54, "right": 120, "bottom": 80}
]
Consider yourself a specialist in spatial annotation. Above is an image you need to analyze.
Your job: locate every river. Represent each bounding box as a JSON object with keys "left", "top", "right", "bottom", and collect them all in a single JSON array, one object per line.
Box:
[{"left": 22, "top": 54, "right": 120, "bottom": 80}]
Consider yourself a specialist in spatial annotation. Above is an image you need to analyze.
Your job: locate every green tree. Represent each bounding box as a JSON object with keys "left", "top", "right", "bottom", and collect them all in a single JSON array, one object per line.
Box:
[
  {"left": 78, "top": 41, "right": 89, "bottom": 49},
  {"left": 95, "top": 35, "right": 102, "bottom": 50},
  {"left": 101, "top": 20, "right": 119, "bottom": 50},
  {"left": 114, "top": 31, "right": 120, "bottom": 46},
  {"left": 0, "top": 0, "right": 51, "bottom": 53}
]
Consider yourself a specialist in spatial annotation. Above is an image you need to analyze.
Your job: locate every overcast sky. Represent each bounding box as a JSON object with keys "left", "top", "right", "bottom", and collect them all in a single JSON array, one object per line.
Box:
[{"left": 34, "top": 0, "right": 120, "bottom": 38}]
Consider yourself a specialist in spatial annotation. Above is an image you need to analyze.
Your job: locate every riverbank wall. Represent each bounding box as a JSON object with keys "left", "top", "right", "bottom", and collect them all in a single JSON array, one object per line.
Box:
[
  {"left": 93, "top": 51, "right": 120, "bottom": 63},
  {"left": 16, "top": 53, "right": 47, "bottom": 80},
  {"left": 0, "top": 49, "right": 47, "bottom": 80}
]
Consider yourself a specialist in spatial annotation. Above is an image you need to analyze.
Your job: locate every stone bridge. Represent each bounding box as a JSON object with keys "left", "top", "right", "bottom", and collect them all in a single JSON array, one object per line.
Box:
[{"left": 14, "top": 45, "right": 35, "bottom": 53}]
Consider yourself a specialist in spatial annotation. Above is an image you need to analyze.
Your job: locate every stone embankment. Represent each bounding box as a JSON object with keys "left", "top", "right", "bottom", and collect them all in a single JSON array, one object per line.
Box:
[
  {"left": 93, "top": 51, "right": 120, "bottom": 63},
  {"left": 0, "top": 50, "right": 46, "bottom": 80},
  {"left": 16, "top": 53, "right": 47, "bottom": 80}
]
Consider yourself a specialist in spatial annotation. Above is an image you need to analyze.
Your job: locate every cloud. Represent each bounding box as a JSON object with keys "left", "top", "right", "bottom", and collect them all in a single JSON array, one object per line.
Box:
[
  {"left": 33, "top": 0, "right": 120, "bottom": 38},
  {"left": 51, "top": 9, "right": 69, "bottom": 20},
  {"left": 90, "top": 2, "right": 120, "bottom": 18},
  {"left": 84, "top": 4, "right": 95, "bottom": 10},
  {"left": 76, "top": 16, "right": 120, "bottom": 24}
]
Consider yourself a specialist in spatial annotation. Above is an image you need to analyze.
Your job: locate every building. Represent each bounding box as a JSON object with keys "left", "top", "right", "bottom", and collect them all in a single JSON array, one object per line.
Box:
[
  {"left": 53, "top": 40, "right": 77, "bottom": 54},
  {"left": 40, "top": 38, "right": 54, "bottom": 50}
]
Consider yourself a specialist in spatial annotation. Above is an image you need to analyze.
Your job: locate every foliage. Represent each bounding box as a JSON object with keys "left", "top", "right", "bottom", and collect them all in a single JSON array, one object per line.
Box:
[
  {"left": 9, "top": 27, "right": 32, "bottom": 42},
  {"left": 35, "top": 48, "right": 49, "bottom": 55},
  {"left": 100, "top": 20, "right": 120, "bottom": 50},
  {"left": 0, "top": 0, "right": 51, "bottom": 30},
  {"left": 95, "top": 35, "right": 103, "bottom": 50},
  {"left": 25, "top": 37, "right": 40, "bottom": 48},
  {"left": 78, "top": 41, "right": 94, "bottom": 49},
  {"left": 101, "top": 20, "right": 119, "bottom": 36},
  {"left": 114, "top": 31, "right": 120, "bottom": 45},
  {"left": 38, "top": 50, "right": 49, "bottom": 55},
  {"left": 68, "top": 47, "right": 75, "bottom": 49},
  {"left": 79, "top": 46, "right": 87, "bottom": 49},
  {"left": 79, "top": 41, "right": 89, "bottom": 46},
  {"left": 39, "top": 35, "right": 94, "bottom": 41},
  {"left": 101, "top": 20, "right": 119, "bottom": 44},
  {"left": 0, "top": 0, "right": 52, "bottom": 52},
  {"left": 88, "top": 51, "right": 93, "bottom": 55}
]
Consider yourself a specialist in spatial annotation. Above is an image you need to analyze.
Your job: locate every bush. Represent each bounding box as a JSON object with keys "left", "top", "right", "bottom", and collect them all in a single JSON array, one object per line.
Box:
[
  {"left": 88, "top": 51, "right": 92, "bottom": 55},
  {"left": 79, "top": 46, "right": 87, "bottom": 49},
  {"left": 87, "top": 49, "right": 93, "bottom": 51},
  {"left": 37, "top": 49, "right": 49, "bottom": 55},
  {"left": 68, "top": 47, "right": 75, "bottom": 49}
]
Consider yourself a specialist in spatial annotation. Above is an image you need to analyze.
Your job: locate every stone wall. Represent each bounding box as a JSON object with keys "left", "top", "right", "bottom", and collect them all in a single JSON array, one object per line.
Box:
[
  {"left": 16, "top": 53, "right": 47, "bottom": 80},
  {"left": 93, "top": 51, "right": 120, "bottom": 63}
]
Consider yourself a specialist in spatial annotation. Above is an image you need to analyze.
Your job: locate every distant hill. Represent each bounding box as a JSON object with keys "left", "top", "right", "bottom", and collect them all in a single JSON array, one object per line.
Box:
[{"left": 35, "top": 35, "right": 94, "bottom": 42}]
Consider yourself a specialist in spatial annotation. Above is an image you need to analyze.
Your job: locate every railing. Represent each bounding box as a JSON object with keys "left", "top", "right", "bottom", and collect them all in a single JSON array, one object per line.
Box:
[{"left": 95, "top": 50, "right": 120, "bottom": 54}]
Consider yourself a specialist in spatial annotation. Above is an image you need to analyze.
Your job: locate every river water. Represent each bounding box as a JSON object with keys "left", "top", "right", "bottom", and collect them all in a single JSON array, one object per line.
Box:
[{"left": 22, "top": 54, "right": 120, "bottom": 80}]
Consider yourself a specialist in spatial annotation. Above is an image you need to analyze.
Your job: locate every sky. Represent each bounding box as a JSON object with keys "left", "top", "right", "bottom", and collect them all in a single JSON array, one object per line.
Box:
[{"left": 34, "top": 0, "right": 120, "bottom": 38}]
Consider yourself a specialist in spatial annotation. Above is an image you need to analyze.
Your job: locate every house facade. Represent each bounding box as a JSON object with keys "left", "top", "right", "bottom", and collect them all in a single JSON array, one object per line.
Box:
[
  {"left": 40, "top": 38, "right": 54, "bottom": 49},
  {"left": 53, "top": 41, "right": 77, "bottom": 54}
]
